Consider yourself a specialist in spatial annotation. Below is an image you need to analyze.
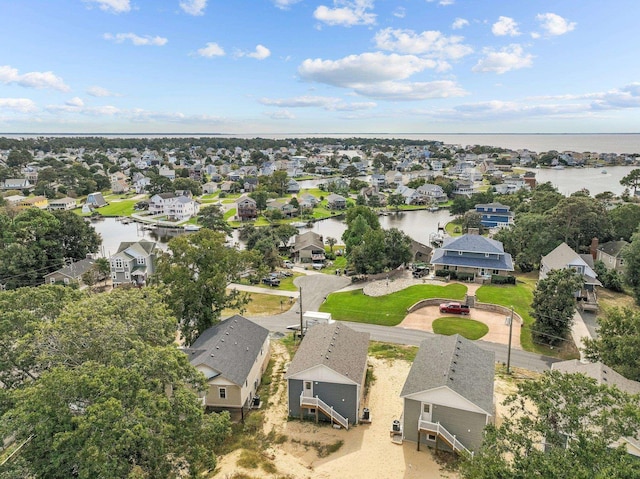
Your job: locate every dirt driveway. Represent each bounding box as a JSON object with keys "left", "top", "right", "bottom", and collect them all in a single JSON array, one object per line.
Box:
[{"left": 399, "top": 306, "right": 522, "bottom": 350}]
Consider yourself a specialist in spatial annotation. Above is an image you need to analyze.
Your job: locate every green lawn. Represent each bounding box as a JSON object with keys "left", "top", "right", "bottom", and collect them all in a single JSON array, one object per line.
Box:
[
  {"left": 91, "top": 200, "right": 138, "bottom": 217},
  {"left": 432, "top": 317, "right": 489, "bottom": 340},
  {"left": 445, "top": 221, "right": 463, "bottom": 236},
  {"left": 223, "top": 208, "right": 236, "bottom": 220},
  {"left": 320, "top": 283, "right": 467, "bottom": 326},
  {"left": 238, "top": 272, "right": 303, "bottom": 292}
]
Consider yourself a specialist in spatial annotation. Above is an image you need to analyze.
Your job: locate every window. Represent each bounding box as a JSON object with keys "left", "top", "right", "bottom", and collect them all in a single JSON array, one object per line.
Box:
[
  {"left": 137, "top": 257, "right": 145, "bottom": 265},
  {"left": 428, "top": 434, "right": 437, "bottom": 441},
  {"left": 124, "top": 272, "right": 129, "bottom": 280},
  {"left": 458, "top": 251, "right": 463, "bottom": 255},
  {"left": 423, "top": 404, "right": 431, "bottom": 414},
  {"left": 50, "top": 278, "right": 56, "bottom": 284},
  {"left": 305, "top": 382, "right": 311, "bottom": 390},
  {"left": 115, "top": 259, "right": 123, "bottom": 269},
  {"left": 219, "top": 387, "right": 227, "bottom": 399}
]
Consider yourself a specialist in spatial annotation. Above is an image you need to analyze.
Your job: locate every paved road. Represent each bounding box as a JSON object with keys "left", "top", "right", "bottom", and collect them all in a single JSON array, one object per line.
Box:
[{"left": 247, "top": 273, "right": 560, "bottom": 373}]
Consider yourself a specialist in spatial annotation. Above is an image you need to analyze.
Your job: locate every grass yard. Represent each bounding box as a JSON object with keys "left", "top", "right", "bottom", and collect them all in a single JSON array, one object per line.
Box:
[
  {"left": 223, "top": 208, "right": 236, "bottom": 220},
  {"left": 320, "top": 283, "right": 467, "bottom": 326},
  {"left": 445, "top": 221, "right": 463, "bottom": 236},
  {"left": 368, "top": 341, "right": 418, "bottom": 362},
  {"left": 91, "top": 200, "right": 138, "bottom": 217},
  {"left": 222, "top": 292, "right": 294, "bottom": 317},
  {"left": 432, "top": 317, "right": 489, "bottom": 340}
]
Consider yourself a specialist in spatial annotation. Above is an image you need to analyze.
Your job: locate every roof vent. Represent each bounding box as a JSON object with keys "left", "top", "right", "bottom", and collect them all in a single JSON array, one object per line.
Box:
[
  {"left": 225, "top": 332, "right": 229, "bottom": 335},
  {"left": 216, "top": 346, "right": 219, "bottom": 349},
  {"left": 210, "top": 354, "right": 215, "bottom": 357},
  {"left": 221, "top": 339, "right": 225, "bottom": 342},
  {"left": 234, "top": 341, "right": 237, "bottom": 345},
  {"left": 246, "top": 347, "right": 249, "bottom": 351}
]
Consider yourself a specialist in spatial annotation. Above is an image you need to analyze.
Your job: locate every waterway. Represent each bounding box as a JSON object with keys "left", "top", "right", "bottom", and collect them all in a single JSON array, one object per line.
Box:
[{"left": 524, "top": 165, "right": 637, "bottom": 196}]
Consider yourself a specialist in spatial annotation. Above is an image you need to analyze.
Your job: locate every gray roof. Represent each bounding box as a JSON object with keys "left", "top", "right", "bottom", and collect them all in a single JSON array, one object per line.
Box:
[
  {"left": 431, "top": 234, "right": 514, "bottom": 271},
  {"left": 115, "top": 239, "right": 156, "bottom": 257},
  {"left": 285, "top": 322, "right": 369, "bottom": 385},
  {"left": 184, "top": 315, "right": 269, "bottom": 386},
  {"left": 541, "top": 242, "right": 599, "bottom": 283},
  {"left": 598, "top": 240, "right": 628, "bottom": 257},
  {"left": 293, "top": 231, "right": 324, "bottom": 252},
  {"left": 552, "top": 360, "right": 640, "bottom": 395},
  {"left": 400, "top": 335, "right": 495, "bottom": 415},
  {"left": 475, "top": 202, "right": 511, "bottom": 210},
  {"left": 45, "top": 257, "right": 96, "bottom": 280},
  {"left": 439, "top": 234, "right": 507, "bottom": 255}
]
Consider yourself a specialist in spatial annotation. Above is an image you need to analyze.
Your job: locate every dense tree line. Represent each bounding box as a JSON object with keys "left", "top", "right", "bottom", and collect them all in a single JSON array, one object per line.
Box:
[{"left": 0, "top": 286, "right": 230, "bottom": 478}]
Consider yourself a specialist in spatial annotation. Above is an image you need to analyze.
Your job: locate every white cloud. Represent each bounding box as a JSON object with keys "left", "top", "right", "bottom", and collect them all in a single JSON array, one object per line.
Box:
[
  {"left": 259, "top": 95, "right": 377, "bottom": 110},
  {"left": 84, "top": 0, "right": 131, "bottom": 14},
  {"left": 196, "top": 42, "right": 225, "bottom": 58},
  {"left": 352, "top": 80, "right": 467, "bottom": 101},
  {"left": 66, "top": 97, "right": 84, "bottom": 107},
  {"left": 373, "top": 28, "right": 473, "bottom": 63},
  {"left": 472, "top": 44, "right": 533, "bottom": 74},
  {"left": 180, "top": 0, "right": 207, "bottom": 16},
  {"left": 452, "top": 18, "right": 469, "bottom": 30},
  {"left": 299, "top": 52, "right": 436, "bottom": 87},
  {"left": 393, "top": 7, "right": 406, "bottom": 18},
  {"left": 246, "top": 45, "right": 271, "bottom": 60},
  {"left": 0, "top": 65, "right": 70, "bottom": 92},
  {"left": 87, "top": 86, "right": 120, "bottom": 97},
  {"left": 536, "top": 13, "right": 576, "bottom": 36},
  {"left": 273, "top": 0, "right": 302, "bottom": 9},
  {"left": 314, "top": 0, "right": 376, "bottom": 27},
  {"left": 103, "top": 33, "right": 168, "bottom": 46},
  {"left": 0, "top": 98, "right": 37, "bottom": 113},
  {"left": 426, "top": 0, "right": 454, "bottom": 5},
  {"left": 268, "top": 110, "right": 296, "bottom": 120},
  {"left": 492, "top": 16, "right": 520, "bottom": 36}
]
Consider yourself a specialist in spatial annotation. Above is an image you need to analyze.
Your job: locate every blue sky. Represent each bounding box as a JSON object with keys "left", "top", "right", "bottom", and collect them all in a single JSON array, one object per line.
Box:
[{"left": 1, "top": 0, "right": 639, "bottom": 134}]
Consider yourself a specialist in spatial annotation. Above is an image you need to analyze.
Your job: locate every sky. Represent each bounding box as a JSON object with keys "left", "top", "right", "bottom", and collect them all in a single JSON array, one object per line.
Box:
[{"left": 1, "top": 0, "right": 639, "bottom": 134}]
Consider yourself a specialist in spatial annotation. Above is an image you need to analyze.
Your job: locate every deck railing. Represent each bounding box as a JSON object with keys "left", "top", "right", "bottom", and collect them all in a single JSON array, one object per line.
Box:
[
  {"left": 300, "top": 392, "right": 349, "bottom": 429},
  {"left": 418, "top": 419, "right": 473, "bottom": 457}
]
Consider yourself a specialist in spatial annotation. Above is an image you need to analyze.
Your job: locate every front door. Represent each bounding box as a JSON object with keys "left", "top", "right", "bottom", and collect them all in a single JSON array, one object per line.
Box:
[
  {"left": 421, "top": 403, "right": 432, "bottom": 422},
  {"left": 303, "top": 381, "right": 313, "bottom": 398}
]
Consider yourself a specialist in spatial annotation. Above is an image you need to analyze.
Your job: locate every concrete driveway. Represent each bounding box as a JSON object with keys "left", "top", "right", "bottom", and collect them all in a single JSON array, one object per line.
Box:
[{"left": 400, "top": 306, "right": 522, "bottom": 349}]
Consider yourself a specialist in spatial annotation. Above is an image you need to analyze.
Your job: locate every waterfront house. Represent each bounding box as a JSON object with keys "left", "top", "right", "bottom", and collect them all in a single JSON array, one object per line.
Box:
[
  {"left": 540, "top": 242, "right": 601, "bottom": 310},
  {"left": 18, "top": 196, "right": 48, "bottom": 210},
  {"left": 292, "top": 231, "right": 325, "bottom": 263},
  {"left": 401, "top": 334, "right": 494, "bottom": 454},
  {"left": 85, "top": 192, "right": 107, "bottom": 208},
  {"left": 47, "top": 197, "right": 77, "bottom": 211},
  {"left": 416, "top": 184, "right": 448, "bottom": 203},
  {"left": 236, "top": 196, "right": 258, "bottom": 221},
  {"left": 148, "top": 193, "right": 199, "bottom": 221},
  {"left": 430, "top": 233, "right": 514, "bottom": 279},
  {"left": 109, "top": 240, "right": 157, "bottom": 286},
  {"left": 474, "top": 202, "right": 514, "bottom": 228},
  {"left": 183, "top": 315, "right": 270, "bottom": 420},
  {"left": 327, "top": 193, "right": 347, "bottom": 210},
  {"left": 286, "top": 322, "right": 369, "bottom": 429}
]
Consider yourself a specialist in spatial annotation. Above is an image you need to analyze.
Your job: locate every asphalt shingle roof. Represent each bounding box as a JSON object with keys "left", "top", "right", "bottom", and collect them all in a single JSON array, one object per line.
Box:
[
  {"left": 184, "top": 315, "right": 269, "bottom": 386},
  {"left": 285, "top": 322, "right": 369, "bottom": 386},
  {"left": 400, "top": 335, "right": 495, "bottom": 415}
]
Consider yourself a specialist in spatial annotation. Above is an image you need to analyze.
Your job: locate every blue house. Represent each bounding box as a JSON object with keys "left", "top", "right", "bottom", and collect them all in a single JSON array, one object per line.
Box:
[
  {"left": 475, "top": 202, "right": 514, "bottom": 228},
  {"left": 431, "top": 233, "right": 514, "bottom": 278}
]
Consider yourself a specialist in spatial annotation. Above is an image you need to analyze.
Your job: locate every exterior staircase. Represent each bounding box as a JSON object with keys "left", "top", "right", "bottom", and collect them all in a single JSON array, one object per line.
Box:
[
  {"left": 418, "top": 419, "right": 473, "bottom": 457},
  {"left": 300, "top": 392, "right": 349, "bottom": 429}
]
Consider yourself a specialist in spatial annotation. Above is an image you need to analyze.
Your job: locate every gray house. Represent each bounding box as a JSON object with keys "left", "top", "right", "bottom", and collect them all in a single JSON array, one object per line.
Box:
[
  {"left": 286, "top": 322, "right": 370, "bottom": 429},
  {"left": 44, "top": 256, "right": 97, "bottom": 286},
  {"left": 183, "top": 315, "right": 270, "bottom": 419},
  {"left": 401, "top": 335, "right": 494, "bottom": 455},
  {"left": 109, "top": 240, "right": 157, "bottom": 286},
  {"left": 85, "top": 192, "right": 107, "bottom": 208},
  {"left": 292, "top": 231, "right": 325, "bottom": 264}
]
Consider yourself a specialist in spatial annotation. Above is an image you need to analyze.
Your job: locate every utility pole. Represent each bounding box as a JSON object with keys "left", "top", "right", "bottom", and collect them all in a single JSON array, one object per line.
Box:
[
  {"left": 298, "top": 287, "right": 304, "bottom": 341},
  {"left": 507, "top": 305, "right": 514, "bottom": 374}
]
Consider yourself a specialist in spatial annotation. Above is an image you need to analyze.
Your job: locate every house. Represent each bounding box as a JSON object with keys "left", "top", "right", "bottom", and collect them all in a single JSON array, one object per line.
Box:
[
  {"left": 18, "top": 196, "right": 48, "bottom": 209},
  {"left": 2, "top": 178, "right": 32, "bottom": 190},
  {"left": 430, "top": 233, "right": 514, "bottom": 278},
  {"left": 110, "top": 171, "right": 130, "bottom": 194},
  {"left": 148, "top": 193, "right": 200, "bottom": 221},
  {"left": 286, "top": 179, "right": 300, "bottom": 193},
  {"left": 85, "top": 192, "right": 107, "bottom": 208},
  {"left": 540, "top": 242, "right": 601, "bottom": 309},
  {"left": 202, "top": 182, "right": 218, "bottom": 194},
  {"left": 552, "top": 360, "right": 640, "bottom": 457},
  {"left": 183, "top": 315, "right": 270, "bottom": 419},
  {"left": 158, "top": 165, "right": 176, "bottom": 181},
  {"left": 474, "top": 202, "right": 514, "bottom": 228},
  {"left": 286, "top": 322, "right": 369, "bottom": 429},
  {"left": 44, "top": 256, "right": 97, "bottom": 286},
  {"left": 109, "top": 240, "right": 157, "bottom": 286},
  {"left": 452, "top": 180, "right": 474, "bottom": 197},
  {"left": 326, "top": 193, "right": 347, "bottom": 210},
  {"left": 236, "top": 196, "right": 257, "bottom": 221},
  {"left": 416, "top": 184, "right": 448, "bottom": 203},
  {"left": 401, "top": 335, "right": 494, "bottom": 454},
  {"left": 47, "top": 197, "right": 77, "bottom": 211},
  {"left": 410, "top": 239, "right": 433, "bottom": 263},
  {"left": 593, "top": 239, "right": 628, "bottom": 273},
  {"left": 292, "top": 231, "right": 325, "bottom": 263}
]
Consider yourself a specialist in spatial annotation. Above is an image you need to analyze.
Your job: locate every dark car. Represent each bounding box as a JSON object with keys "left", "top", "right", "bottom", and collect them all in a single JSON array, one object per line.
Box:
[
  {"left": 439, "top": 302, "right": 470, "bottom": 315},
  {"left": 412, "top": 266, "right": 429, "bottom": 278},
  {"left": 262, "top": 276, "right": 281, "bottom": 287}
]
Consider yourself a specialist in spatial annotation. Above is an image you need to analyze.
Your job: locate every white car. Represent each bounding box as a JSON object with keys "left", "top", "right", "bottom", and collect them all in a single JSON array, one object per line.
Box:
[
  {"left": 283, "top": 260, "right": 294, "bottom": 269},
  {"left": 312, "top": 262, "right": 324, "bottom": 270}
]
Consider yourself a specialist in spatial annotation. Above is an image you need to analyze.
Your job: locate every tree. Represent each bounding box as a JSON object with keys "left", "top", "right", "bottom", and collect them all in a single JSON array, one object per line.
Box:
[
  {"left": 146, "top": 174, "right": 173, "bottom": 196},
  {"left": 173, "top": 177, "right": 203, "bottom": 196},
  {"left": 2, "top": 288, "right": 232, "bottom": 478},
  {"left": 345, "top": 205, "right": 380, "bottom": 230},
  {"left": 274, "top": 224, "right": 297, "bottom": 249},
  {"left": 384, "top": 228, "right": 412, "bottom": 268},
  {"left": 342, "top": 215, "right": 373, "bottom": 255},
  {"left": 623, "top": 227, "right": 640, "bottom": 304},
  {"left": 325, "top": 236, "right": 337, "bottom": 253},
  {"left": 250, "top": 190, "right": 269, "bottom": 212},
  {"left": 350, "top": 229, "right": 386, "bottom": 274},
  {"left": 387, "top": 193, "right": 405, "bottom": 212},
  {"left": 198, "top": 204, "right": 232, "bottom": 235},
  {"left": 531, "top": 268, "right": 584, "bottom": 345},
  {"left": 621, "top": 168, "right": 640, "bottom": 196},
  {"left": 450, "top": 196, "right": 471, "bottom": 216},
  {"left": 610, "top": 203, "right": 640, "bottom": 242},
  {"left": 460, "top": 371, "right": 640, "bottom": 479},
  {"left": 549, "top": 195, "right": 610, "bottom": 251},
  {"left": 584, "top": 307, "right": 640, "bottom": 381},
  {"left": 154, "top": 230, "right": 258, "bottom": 345}
]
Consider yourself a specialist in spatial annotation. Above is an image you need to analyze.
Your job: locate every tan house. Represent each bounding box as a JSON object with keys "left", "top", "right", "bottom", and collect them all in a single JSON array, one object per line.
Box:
[
  {"left": 184, "top": 315, "right": 270, "bottom": 420},
  {"left": 18, "top": 195, "right": 48, "bottom": 209},
  {"left": 47, "top": 197, "right": 77, "bottom": 211},
  {"left": 236, "top": 196, "right": 257, "bottom": 221},
  {"left": 594, "top": 240, "right": 628, "bottom": 273},
  {"left": 292, "top": 231, "right": 325, "bottom": 264}
]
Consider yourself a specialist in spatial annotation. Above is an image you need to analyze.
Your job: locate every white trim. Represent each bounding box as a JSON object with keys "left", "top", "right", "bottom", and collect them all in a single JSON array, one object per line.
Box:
[
  {"left": 402, "top": 385, "right": 492, "bottom": 416},
  {"left": 286, "top": 364, "right": 358, "bottom": 386}
]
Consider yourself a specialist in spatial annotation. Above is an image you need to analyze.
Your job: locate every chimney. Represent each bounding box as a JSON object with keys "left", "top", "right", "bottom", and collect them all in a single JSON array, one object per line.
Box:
[{"left": 590, "top": 237, "right": 599, "bottom": 260}]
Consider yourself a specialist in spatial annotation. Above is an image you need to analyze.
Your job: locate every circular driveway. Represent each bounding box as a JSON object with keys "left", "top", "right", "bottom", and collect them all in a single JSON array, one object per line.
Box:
[{"left": 399, "top": 305, "right": 522, "bottom": 349}]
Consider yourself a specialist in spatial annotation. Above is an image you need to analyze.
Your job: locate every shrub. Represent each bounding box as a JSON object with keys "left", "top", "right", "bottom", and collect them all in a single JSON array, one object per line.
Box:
[
  {"left": 491, "top": 274, "right": 516, "bottom": 285},
  {"left": 455, "top": 272, "right": 475, "bottom": 281},
  {"left": 435, "top": 270, "right": 450, "bottom": 277}
]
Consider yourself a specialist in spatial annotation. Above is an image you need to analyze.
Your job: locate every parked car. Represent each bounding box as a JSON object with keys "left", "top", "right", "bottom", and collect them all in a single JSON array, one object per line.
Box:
[
  {"left": 262, "top": 276, "right": 281, "bottom": 286},
  {"left": 412, "top": 266, "right": 429, "bottom": 278},
  {"left": 312, "top": 262, "right": 324, "bottom": 270},
  {"left": 283, "top": 260, "right": 294, "bottom": 269},
  {"left": 439, "top": 302, "right": 470, "bottom": 315},
  {"left": 279, "top": 270, "right": 293, "bottom": 277}
]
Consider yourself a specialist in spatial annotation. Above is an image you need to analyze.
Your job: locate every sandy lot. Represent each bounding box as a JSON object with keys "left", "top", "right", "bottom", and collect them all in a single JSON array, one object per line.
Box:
[
  {"left": 400, "top": 306, "right": 522, "bottom": 350},
  {"left": 213, "top": 342, "right": 529, "bottom": 479}
]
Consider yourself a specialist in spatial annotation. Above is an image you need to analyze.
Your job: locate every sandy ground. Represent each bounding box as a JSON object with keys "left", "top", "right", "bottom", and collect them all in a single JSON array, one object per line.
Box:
[
  {"left": 400, "top": 306, "right": 522, "bottom": 350},
  {"left": 214, "top": 343, "right": 459, "bottom": 479}
]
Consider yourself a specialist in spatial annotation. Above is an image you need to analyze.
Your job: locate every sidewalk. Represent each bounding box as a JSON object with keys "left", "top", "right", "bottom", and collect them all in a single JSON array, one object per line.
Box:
[
  {"left": 227, "top": 283, "right": 300, "bottom": 298},
  {"left": 570, "top": 310, "right": 592, "bottom": 362}
]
